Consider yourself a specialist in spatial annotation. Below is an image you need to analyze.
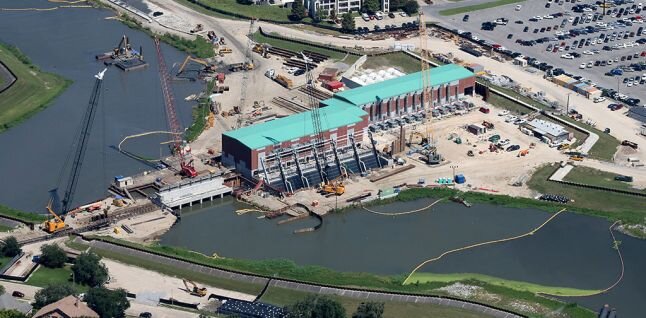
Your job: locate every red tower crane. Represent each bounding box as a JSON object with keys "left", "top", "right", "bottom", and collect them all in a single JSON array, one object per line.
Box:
[{"left": 153, "top": 38, "right": 197, "bottom": 177}]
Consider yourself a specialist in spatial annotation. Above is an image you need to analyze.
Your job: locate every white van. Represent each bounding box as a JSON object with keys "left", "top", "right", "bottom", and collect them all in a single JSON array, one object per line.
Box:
[
  {"left": 515, "top": 4, "right": 522, "bottom": 11},
  {"left": 362, "top": 13, "right": 370, "bottom": 21},
  {"left": 375, "top": 11, "right": 384, "bottom": 20}
]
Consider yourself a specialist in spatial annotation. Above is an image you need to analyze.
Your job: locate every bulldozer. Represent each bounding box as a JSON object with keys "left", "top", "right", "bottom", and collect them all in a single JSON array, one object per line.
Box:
[{"left": 182, "top": 279, "right": 207, "bottom": 297}]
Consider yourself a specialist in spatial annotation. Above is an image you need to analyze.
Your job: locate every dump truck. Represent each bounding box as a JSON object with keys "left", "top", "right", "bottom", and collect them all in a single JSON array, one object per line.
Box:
[
  {"left": 621, "top": 140, "right": 639, "bottom": 149},
  {"left": 228, "top": 62, "right": 254, "bottom": 72},
  {"left": 275, "top": 74, "right": 293, "bottom": 89}
]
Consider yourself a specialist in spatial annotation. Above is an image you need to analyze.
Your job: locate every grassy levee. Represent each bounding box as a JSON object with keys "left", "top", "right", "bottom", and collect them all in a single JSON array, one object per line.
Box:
[
  {"left": 408, "top": 273, "right": 600, "bottom": 297},
  {"left": 527, "top": 164, "right": 645, "bottom": 229},
  {"left": 65, "top": 238, "right": 263, "bottom": 295},
  {"left": 117, "top": 14, "right": 215, "bottom": 59},
  {"left": 439, "top": 0, "right": 526, "bottom": 16},
  {"left": 26, "top": 265, "right": 88, "bottom": 293},
  {"left": 185, "top": 79, "right": 216, "bottom": 142},
  {"left": 261, "top": 286, "right": 491, "bottom": 318},
  {"left": 253, "top": 31, "right": 359, "bottom": 63},
  {"left": 177, "top": 0, "right": 294, "bottom": 22},
  {"left": 0, "top": 43, "right": 71, "bottom": 133},
  {"left": 0, "top": 204, "right": 47, "bottom": 224},
  {"left": 79, "top": 235, "right": 595, "bottom": 317},
  {"left": 564, "top": 166, "right": 646, "bottom": 193}
]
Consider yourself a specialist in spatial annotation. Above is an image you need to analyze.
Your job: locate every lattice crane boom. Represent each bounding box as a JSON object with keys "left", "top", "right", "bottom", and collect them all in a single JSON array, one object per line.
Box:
[
  {"left": 419, "top": 12, "right": 433, "bottom": 140},
  {"left": 302, "top": 53, "right": 324, "bottom": 146},
  {"left": 236, "top": 19, "right": 256, "bottom": 128},
  {"left": 154, "top": 38, "right": 197, "bottom": 177}
]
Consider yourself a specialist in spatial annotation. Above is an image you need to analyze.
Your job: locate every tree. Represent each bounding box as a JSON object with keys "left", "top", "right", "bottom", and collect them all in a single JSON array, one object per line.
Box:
[
  {"left": 341, "top": 13, "right": 356, "bottom": 33},
  {"left": 287, "top": 295, "right": 346, "bottom": 318},
  {"left": 34, "top": 284, "right": 76, "bottom": 309},
  {"left": 352, "top": 302, "right": 384, "bottom": 318},
  {"left": 0, "top": 310, "right": 29, "bottom": 318},
  {"left": 71, "top": 252, "right": 108, "bottom": 287},
  {"left": 85, "top": 287, "right": 130, "bottom": 318},
  {"left": 290, "top": 0, "right": 306, "bottom": 21},
  {"left": 403, "top": 0, "right": 419, "bottom": 15},
  {"left": 39, "top": 244, "right": 67, "bottom": 268},
  {"left": 1, "top": 236, "right": 21, "bottom": 257},
  {"left": 362, "top": 0, "right": 380, "bottom": 14}
]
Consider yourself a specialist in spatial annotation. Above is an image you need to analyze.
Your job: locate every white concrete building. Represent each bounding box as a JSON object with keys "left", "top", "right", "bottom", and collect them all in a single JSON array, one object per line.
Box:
[{"left": 305, "top": 0, "right": 388, "bottom": 16}]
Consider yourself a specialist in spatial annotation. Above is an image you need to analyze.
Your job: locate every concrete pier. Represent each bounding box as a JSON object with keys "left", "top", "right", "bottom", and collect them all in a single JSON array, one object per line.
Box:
[{"left": 154, "top": 173, "right": 232, "bottom": 210}]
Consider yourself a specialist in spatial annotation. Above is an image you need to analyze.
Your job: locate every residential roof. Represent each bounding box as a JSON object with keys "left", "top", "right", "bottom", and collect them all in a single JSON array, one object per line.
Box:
[
  {"left": 526, "top": 119, "right": 569, "bottom": 137},
  {"left": 224, "top": 102, "right": 367, "bottom": 150},
  {"left": 33, "top": 295, "right": 99, "bottom": 318},
  {"left": 331, "top": 64, "right": 474, "bottom": 106}
]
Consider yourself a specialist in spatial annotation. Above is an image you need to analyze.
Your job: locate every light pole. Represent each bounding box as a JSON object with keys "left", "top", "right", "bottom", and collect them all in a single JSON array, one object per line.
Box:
[
  {"left": 450, "top": 165, "right": 458, "bottom": 185},
  {"left": 566, "top": 93, "right": 571, "bottom": 115}
]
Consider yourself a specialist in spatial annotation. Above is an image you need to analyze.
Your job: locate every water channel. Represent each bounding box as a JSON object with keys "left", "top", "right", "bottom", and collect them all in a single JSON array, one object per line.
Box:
[
  {"left": 1, "top": 1, "right": 645, "bottom": 317},
  {"left": 161, "top": 198, "right": 646, "bottom": 317},
  {"left": 0, "top": 0, "right": 203, "bottom": 212}
]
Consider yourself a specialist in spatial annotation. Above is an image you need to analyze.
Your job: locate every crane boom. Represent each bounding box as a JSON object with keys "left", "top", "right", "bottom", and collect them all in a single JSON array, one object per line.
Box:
[
  {"left": 60, "top": 68, "right": 107, "bottom": 215},
  {"left": 236, "top": 19, "right": 256, "bottom": 128},
  {"left": 154, "top": 38, "right": 197, "bottom": 177}
]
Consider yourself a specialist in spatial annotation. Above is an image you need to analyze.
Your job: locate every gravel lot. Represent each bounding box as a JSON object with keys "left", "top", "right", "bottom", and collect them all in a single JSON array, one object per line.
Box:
[{"left": 429, "top": 0, "right": 646, "bottom": 106}]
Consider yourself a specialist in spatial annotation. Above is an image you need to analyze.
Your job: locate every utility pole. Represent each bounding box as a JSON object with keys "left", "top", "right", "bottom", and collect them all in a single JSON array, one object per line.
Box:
[
  {"left": 450, "top": 165, "right": 458, "bottom": 185},
  {"left": 566, "top": 93, "right": 571, "bottom": 115}
]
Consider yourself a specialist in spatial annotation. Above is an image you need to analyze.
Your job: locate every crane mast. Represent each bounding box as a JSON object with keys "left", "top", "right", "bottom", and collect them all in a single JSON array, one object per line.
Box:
[
  {"left": 154, "top": 38, "right": 197, "bottom": 177},
  {"left": 46, "top": 68, "right": 107, "bottom": 233},
  {"left": 236, "top": 19, "right": 256, "bottom": 128}
]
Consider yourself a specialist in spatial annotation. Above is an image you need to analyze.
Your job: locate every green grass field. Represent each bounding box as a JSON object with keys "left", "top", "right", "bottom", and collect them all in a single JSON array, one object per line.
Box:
[
  {"left": 0, "top": 44, "right": 70, "bottom": 133},
  {"left": 26, "top": 265, "right": 88, "bottom": 292},
  {"left": 261, "top": 286, "right": 490, "bottom": 318},
  {"left": 362, "top": 52, "right": 422, "bottom": 74},
  {"left": 527, "top": 164, "right": 645, "bottom": 227},
  {"left": 0, "top": 203, "right": 47, "bottom": 224},
  {"left": 253, "top": 31, "right": 359, "bottom": 63},
  {"left": 407, "top": 273, "right": 600, "bottom": 297},
  {"left": 177, "top": 0, "right": 294, "bottom": 22},
  {"left": 563, "top": 166, "right": 645, "bottom": 192},
  {"left": 0, "top": 224, "right": 13, "bottom": 232},
  {"left": 439, "top": 0, "right": 526, "bottom": 16}
]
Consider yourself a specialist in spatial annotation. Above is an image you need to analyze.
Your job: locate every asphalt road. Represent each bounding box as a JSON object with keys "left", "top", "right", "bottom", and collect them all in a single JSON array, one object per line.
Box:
[
  {"left": 82, "top": 238, "right": 524, "bottom": 318},
  {"left": 426, "top": 0, "right": 646, "bottom": 106}
]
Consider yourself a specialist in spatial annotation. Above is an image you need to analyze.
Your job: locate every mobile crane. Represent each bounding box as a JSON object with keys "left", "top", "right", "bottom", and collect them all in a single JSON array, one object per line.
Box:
[{"left": 45, "top": 68, "right": 107, "bottom": 233}]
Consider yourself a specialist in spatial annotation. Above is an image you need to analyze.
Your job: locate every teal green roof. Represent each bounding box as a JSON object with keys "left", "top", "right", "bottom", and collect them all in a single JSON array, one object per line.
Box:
[
  {"left": 330, "top": 64, "right": 474, "bottom": 106},
  {"left": 224, "top": 103, "right": 367, "bottom": 150}
]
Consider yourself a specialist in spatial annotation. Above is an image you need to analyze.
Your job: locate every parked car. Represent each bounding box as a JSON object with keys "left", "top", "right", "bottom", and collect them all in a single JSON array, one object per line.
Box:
[
  {"left": 506, "top": 145, "right": 521, "bottom": 152},
  {"left": 12, "top": 291, "right": 25, "bottom": 298}
]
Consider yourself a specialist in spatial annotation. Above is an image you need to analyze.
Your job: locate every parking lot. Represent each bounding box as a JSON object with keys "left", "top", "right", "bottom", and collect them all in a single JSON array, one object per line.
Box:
[
  {"left": 429, "top": 0, "right": 646, "bottom": 107},
  {"left": 354, "top": 11, "right": 418, "bottom": 32}
]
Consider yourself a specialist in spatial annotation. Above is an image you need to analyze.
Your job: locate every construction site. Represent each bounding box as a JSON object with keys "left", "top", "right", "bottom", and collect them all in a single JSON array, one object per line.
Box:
[{"left": 3, "top": 0, "right": 646, "bottom": 317}]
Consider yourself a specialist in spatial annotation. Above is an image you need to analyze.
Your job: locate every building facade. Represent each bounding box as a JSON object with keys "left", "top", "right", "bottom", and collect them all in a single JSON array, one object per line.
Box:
[
  {"left": 306, "top": 0, "right": 387, "bottom": 16},
  {"left": 322, "top": 64, "right": 476, "bottom": 123},
  {"left": 222, "top": 103, "right": 369, "bottom": 180}
]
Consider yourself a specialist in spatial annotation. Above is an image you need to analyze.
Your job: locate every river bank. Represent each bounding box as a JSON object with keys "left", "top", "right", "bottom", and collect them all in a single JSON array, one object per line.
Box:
[{"left": 0, "top": 43, "right": 71, "bottom": 133}]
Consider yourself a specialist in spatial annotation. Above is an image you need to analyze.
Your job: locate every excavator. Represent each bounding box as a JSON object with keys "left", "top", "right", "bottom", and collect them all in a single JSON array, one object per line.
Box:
[
  {"left": 45, "top": 69, "right": 107, "bottom": 234},
  {"left": 407, "top": 131, "right": 428, "bottom": 146},
  {"left": 176, "top": 55, "right": 216, "bottom": 78},
  {"left": 321, "top": 181, "right": 345, "bottom": 195},
  {"left": 182, "top": 279, "right": 207, "bottom": 297}
]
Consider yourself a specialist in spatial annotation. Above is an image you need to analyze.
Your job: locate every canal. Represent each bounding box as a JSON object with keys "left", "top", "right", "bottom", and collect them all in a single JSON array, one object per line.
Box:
[
  {"left": 0, "top": 0, "right": 203, "bottom": 212},
  {"left": 160, "top": 198, "right": 646, "bottom": 317}
]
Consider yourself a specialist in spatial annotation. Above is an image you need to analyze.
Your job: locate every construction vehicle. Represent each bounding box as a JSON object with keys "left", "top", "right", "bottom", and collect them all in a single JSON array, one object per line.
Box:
[
  {"left": 482, "top": 120, "right": 494, "bottom": 129},
  {"left": 274, "top": 74, "right": 293, "bottom": 89},
  {"left": 154, "top": 38, "right": 197, "bottom": 178},
  {"left": 321, "top": 181, "right": 345, "bottom": 195},
  {"left": 176, "top": 55, "right": 215, "bottom": 77},
  {"left": 219, "top": 47, "right": 232, "bottom": 54},
  {"left": 252, "top": 43, "right": 271, "bottom": 58},
  {"left": 182, "top": 279, "right": 207, "bottom": 297},
  {"left": 467, "top": 150, "right": 474, "bottom": 157},
  {"left": 190, "top": 24, "right": 203, "bottom": 33},
  {"left": 569, "top": 155, "right": 584, "bottom": 161},
  {"left": 558, "top": 143, "right": 570, "bottom": 150},
  {"left": 45, "top": 69, "right": 107, "bottom": 234},
  {"left": 517, "top": 149, "right": 529, "bottom": 157}
]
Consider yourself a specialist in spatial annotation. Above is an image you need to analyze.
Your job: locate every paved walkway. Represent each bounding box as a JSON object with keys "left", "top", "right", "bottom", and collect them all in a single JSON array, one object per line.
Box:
[{"left": 79, "top": 237, "right": 524, "bottom": 318}]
